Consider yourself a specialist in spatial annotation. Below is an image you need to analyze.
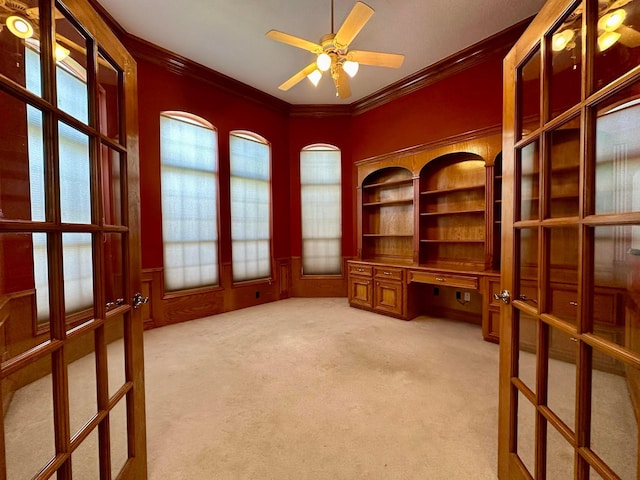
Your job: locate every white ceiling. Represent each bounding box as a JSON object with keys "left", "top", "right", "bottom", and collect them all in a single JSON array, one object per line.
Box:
[{"left": 96, "top": 0, "right": 546, "bottom": 105}]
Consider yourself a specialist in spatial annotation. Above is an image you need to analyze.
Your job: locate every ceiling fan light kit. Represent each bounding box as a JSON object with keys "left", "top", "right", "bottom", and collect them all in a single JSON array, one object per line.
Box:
[
  {"left": 266, "top": 0, "right": 404, "bottom": 99},
  {"left": 6, "top": 14, "right": 34, "bottom": 38},
  {"left": 551, "top": 1, "right": 639, "bottom": 55}
]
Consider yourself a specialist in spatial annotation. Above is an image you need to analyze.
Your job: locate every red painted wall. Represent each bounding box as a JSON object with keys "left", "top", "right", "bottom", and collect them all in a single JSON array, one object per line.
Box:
[
  {"left": 351, "top": 51, "right": 506, "bottom": 161},
  {"left": 134, "top": 49, "right": 506, "bottom": 272},
  {"left": 136, "top": 59, "right": 290, "bottom": 270},
  {"left": 287, "top": 114, "right": 355, "bottom": 258}
]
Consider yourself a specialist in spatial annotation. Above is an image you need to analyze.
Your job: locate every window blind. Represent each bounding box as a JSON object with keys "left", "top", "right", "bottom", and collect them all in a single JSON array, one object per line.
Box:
[
  {"left": 300, "top": 146, "right": 342, "bottom": 275},
  {"left": 230, "top": 133, "right": 271, "bottom": 282},
  {"left": 161, "top": 114, "right": 218, "bottom": 291}
]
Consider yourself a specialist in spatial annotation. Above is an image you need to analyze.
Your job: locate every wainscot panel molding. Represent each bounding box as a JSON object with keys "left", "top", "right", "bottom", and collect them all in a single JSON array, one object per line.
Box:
[
  {"left": 290, "top": 257, "right": 350, "bottom": 298},
  {"left": 141, "top": 268, "right": 162, "bottom": 329}
]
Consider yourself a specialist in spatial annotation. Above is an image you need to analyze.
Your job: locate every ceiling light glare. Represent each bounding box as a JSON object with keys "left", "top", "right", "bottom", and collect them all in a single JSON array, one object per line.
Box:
[
  {"left": 598, "top": 9, "right": 626, "bottom": 32},
  {"left": 317, "top": 53, "right": 331, "bottom": 71},
  {"left": 55, "top": 43, "right": 70, "bottom": 62},
  {"left": 307, "top": 69, "right": 322, "bottom": 86},
  {"left": 598, "top": 31, "right": 621, "bottom": 51},
  {"left": 7, "top": 15, "right": 34, "bottom": 39},
  {"left": 551, "top": 29, "right": 575, "bottom": 51},
  {"left": 343, "top": 60, "right": 359, "bottom": 77}
]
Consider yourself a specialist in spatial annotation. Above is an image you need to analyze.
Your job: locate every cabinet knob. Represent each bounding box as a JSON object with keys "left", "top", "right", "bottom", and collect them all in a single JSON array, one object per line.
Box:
[
  {"left": 569, "top": 301, "right": 578, "bottom": 306},
  {"left": 435, "top": 277, "right": 445, "bottom": 282},
  {"left": 357, "top": 268, "right": 364, "bottom": 272},
  {"left": 383, "top": 271, "right": 391, "bottom": 275}
]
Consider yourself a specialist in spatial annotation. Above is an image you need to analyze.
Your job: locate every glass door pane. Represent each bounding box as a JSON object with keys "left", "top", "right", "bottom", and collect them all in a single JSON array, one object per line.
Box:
[
  {"left": 518, "top": 141, "right": 540, "bottom": 221},
  {"left": 518, "top": 49, "right": 541, "bottom": 140},
  {"left": 547, "top": 117, "right": 580, "bottom": 219},
  {"left": 3, "top": 356, "right": 56, "bottom": 480},
  {"left": 591, "top": 352, "right": 638, "bottom": 479},
  {"left": 594, "top": 0, "right": 640, "bottom": 92},
  {"left": 517, "top": 390, "right": 537, "bottom": 475},
  {"left": 549, "top": 2, "right": 583, "bottom": 119},
  {"left": 595, "top": 80, "right": 640, "bottom": 216}
]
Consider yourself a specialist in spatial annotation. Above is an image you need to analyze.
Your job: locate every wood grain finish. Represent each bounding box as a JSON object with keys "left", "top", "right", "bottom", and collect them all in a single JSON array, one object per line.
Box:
[{"left": 500, "top": 0, "right": 640, "bottom": 477}]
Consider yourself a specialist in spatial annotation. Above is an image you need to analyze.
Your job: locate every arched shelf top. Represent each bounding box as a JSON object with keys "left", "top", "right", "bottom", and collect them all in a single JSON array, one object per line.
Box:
[
  {"left": 361, "top": 166, "right": 413, "bottom": 189},
  {"left": 419, "top": 151, "right": 486, "bottom": 177}
]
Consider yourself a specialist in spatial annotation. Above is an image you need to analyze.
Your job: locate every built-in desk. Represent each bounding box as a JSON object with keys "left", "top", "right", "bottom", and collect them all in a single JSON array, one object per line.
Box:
[{"left": 348, "top": 260, "right": 501, "bottom": 343}]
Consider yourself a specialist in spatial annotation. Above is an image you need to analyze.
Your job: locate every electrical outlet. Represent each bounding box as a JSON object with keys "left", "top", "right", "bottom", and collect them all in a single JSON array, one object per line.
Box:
[
  {"left": 464, "top": 292, "right": 471, "bottom": 302},
  {"left": 433, "top": 287, "right": 439, "bottom": 296},
  {"left": 255, "top": 291, "right": 260, "bottom": 299},
  {"left": 456, "top": 291, "right": 461, "bottom": 300}
]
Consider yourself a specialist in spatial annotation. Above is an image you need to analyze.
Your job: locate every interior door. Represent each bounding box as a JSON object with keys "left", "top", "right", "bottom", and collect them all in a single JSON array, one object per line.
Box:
[
  {"left": 499, "top": 0, "right": 640, "bottom": 478},
  {"left": 0, "top": 0, "right": 147, "bottom": 478}
]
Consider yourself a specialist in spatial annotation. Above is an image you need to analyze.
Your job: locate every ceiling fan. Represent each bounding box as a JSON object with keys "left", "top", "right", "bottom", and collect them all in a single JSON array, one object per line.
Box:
[{"left": 266, "top": 0, "right": 404, "bottom": 99}]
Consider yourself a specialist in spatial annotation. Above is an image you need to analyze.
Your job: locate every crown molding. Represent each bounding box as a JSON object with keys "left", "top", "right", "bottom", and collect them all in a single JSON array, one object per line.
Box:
[
  {"left": 89, "top": 1, "right": 289, "bottom": 115},
  {"left": 355, "top": 124, "right": 502, "bottom": 166},
  {"left": 289, "top": 104, "right": 353, "bottom": 117},
  {"left": 124, "top": 35, "right": 291, "bottom": 115},
  {"left": 351, "top": 17, "right": 534, "bottom": 116},
  {"left": 90, "top": 1, "right": 531, "bottom": 118}
]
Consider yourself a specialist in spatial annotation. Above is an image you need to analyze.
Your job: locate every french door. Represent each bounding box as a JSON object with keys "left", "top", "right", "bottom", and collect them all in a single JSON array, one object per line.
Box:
[
  {"left": 499, "top": 0, "right": 640, "bottom": 478},
  {"left": 0, "top": 0, "right": 147, "bottom": 478}
]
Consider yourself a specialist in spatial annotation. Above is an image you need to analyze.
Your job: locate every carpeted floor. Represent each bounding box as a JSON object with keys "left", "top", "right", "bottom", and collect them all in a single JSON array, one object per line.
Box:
[
  {"left": 143, "top": 297, "right": 501, "bottom": 479},
  {"left": 4, "top": 297, "right": 636, "bottom": 478}
]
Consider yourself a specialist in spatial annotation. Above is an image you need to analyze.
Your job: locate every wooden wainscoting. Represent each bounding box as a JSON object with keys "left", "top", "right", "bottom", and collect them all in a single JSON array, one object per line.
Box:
[
  {"left": 141, "top": 258, "right": 293, "bottom": 328},
  {"left": 290, "top": 257, "right": 350, "bottom": 297},
  {"left": 141, "top": 256, "right": 350, "bottom": 329},
  {"left": 141, "top": 268, "right": 162, "bottom": 329}
]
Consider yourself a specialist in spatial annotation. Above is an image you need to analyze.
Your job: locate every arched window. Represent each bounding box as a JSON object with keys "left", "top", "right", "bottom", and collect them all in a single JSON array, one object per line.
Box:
[
  {"left": 160, "top": 111, "right": 219, "bottom": 291},
  {"left": 300, "top": 144, "right": 342, "bottom": 275},
  {"left": 230, "top": 131, "right": 272, "bottom": 282}
]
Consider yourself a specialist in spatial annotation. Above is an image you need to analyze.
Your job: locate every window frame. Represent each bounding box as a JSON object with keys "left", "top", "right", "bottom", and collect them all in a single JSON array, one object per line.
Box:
[
  {"left": 159, "top": 110, "right": 221, "bottom": 295},
  {"left": 300, "top": 143, "right": 343, "bottom": 277},
  {"left": 229, "top": 130, "right": 274, "bottom": 284}
]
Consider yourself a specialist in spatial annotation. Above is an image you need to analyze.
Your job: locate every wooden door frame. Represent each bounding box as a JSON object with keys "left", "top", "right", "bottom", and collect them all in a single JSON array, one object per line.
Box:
[
  {"left": 499, "top": 0, "right": 574, "bottom": 478},
  {"left": 0, "top": 0, "right": 146, "bottom": 477}
]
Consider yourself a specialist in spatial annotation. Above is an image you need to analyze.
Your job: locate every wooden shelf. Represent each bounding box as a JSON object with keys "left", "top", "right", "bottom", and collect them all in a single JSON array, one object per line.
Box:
[
  {"left": 363, "top": 234, "right": 413, "bottom": 238},
  {"left": 421, "top": 184, "right": 485, "bottom": 196},
  {"left": 420, "top": 239, "right": 485, "bottom": 244},
  {"left": 363, "top": 198, "right": 413, "bottom": 207},
  {"left": 362, "top": 178, "right": 413, "bottom": 189},
  {"left": 420, "top": 209, "right": 485, "bottom": 217},
  {"left": 522, "top": 194, "right": 578, "bottom": 201},
  {"left": 551, "top": 164, "right": 579, "bottom": 174}
]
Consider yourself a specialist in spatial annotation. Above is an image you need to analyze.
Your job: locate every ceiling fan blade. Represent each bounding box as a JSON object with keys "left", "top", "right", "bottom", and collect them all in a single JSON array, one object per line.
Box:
[
  {"left": 278, "top": 63, "right": 319, "bottom": 91},
  {"left": 618, "top": 25, "right": 640, "bottom": 48},
  {"left": 266, "top": 30, "right": 322, "bottom": 54},
  {"left": 349, "top": 50, "right": 404, "bottom": 68},
  {"left": 334, "top": 1, "right": 374, "bottom": 49},
  {"left": 334, "top": 67, "right": 352, "bottom": 99}
]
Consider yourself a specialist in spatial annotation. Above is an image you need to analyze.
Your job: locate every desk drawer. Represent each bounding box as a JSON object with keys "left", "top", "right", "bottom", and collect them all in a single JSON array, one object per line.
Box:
[
  {"left": 408, "top": 271, "right": 478, "bottom": 290},
  {"left": 349, "top": 263, "right": 373, "bottom": 277},
  {"left": 373, "top": 266, "right": 403, "bottom": 281}
]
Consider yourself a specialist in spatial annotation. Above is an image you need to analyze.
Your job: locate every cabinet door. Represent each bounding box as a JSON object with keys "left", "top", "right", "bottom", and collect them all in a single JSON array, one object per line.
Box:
[
  {"left": 373, "top": 280, "right": 404, "bottom": 316},
  {"left": 348, "top": 276, "right": 373, "bottom": 308}
]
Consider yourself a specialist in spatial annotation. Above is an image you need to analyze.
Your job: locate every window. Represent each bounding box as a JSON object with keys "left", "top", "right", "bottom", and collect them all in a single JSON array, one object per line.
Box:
[
  {"left": 160, "top": 112, "right": 219, "bottom": 291},
  {"left": 229, "top": 132, "right": 271, "bottom": 282},
  {"left": 300, "top": 144, "right": 342, "bottom": 275}
]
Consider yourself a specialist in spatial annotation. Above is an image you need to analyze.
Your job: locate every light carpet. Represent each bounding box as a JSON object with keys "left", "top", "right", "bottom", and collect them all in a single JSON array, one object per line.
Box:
[{"left": 144, "top": 298, "right": 500, "bottom": 479}]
